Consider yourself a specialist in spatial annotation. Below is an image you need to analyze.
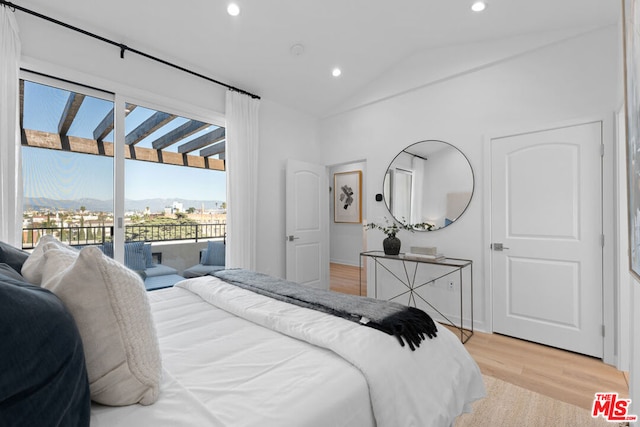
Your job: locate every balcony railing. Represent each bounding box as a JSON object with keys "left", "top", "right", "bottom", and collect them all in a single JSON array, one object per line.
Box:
[{"left": 21, "top": 223, "right": 226, "bottom": 249}]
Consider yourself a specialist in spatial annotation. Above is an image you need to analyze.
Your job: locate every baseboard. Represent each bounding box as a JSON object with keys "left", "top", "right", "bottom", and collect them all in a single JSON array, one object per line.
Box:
[
  {"left": 428, "top": 312, "right": 488, "bottom": 335},
  {"left": 329, "top": 259, "right": 361, "bottom": 267}
]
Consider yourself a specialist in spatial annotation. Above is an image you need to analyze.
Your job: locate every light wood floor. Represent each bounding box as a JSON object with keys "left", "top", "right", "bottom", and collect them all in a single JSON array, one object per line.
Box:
[
  {"left": 329, "top": 263, "right": 629, "bottom": 411},
  {"left": 329, "top": 262, "right": 367, "bottom": 296}
]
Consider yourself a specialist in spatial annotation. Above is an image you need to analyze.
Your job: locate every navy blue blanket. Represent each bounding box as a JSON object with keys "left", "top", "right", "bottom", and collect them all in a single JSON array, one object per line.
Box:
[{"left": 0, "top": 268, "right": 90, "bottom": 427}]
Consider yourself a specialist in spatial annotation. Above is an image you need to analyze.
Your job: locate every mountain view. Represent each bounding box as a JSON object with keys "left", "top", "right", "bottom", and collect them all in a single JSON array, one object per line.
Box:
[{"left": 24, "top": 197, "right": 225, "bottom": 213}]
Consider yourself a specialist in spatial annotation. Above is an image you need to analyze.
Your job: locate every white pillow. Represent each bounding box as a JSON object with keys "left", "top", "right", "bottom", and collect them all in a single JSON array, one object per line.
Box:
[
  {"left": 21, "top": 235, "right": 78, "bottom": 285},
  {"left": 42, "top": 246, "right": 162, "bottom": 406}
]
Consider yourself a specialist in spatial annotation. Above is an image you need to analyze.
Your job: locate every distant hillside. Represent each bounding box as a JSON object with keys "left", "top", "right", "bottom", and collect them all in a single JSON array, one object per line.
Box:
[{"left": 24, "top": 197, "right": 224, "bottom": 213}]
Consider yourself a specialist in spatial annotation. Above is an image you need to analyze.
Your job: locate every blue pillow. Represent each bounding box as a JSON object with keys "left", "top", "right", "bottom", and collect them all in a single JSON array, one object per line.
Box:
[
  {"left": 124, "top": 242, "right": 146, "bottom": 272},
  {"left": 203, "top": 241, "right": 225, "bottom": 266},
  {"left": 0, "top": 272, "right": 90, "bottom": 426},
  {"left": 99, "top": 242, "right": 114, "bottom": 258},
  {"left": 143, "top": 243, "right": 154, "bottom": 268},
  {"left": 99, "top": 242, "right": 146, "bottom": 272}
]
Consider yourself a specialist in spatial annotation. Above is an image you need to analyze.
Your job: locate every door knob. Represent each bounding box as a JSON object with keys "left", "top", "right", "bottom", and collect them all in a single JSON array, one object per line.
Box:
[
  {"left": 286, "top": 235, "right": 300, "bottom": 242},
  {"left": 491, "top": 243, "right": 509, "bottom": 251}
]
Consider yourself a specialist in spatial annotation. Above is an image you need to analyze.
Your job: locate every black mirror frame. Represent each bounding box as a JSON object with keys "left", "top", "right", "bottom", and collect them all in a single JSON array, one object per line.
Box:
[{"left": 382, "top": 139, "right": 474, "bottom": 231}]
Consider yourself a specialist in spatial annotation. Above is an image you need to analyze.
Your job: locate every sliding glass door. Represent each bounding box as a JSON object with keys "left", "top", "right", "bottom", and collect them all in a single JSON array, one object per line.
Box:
[
  {"left": 21, "top": 78, "right": 114, "bottom": 249},
  {"left": 122, "top": 102, "right": 226, "bottom": 244},
  {"left": 19, "top": 73, "right": 227, "bottom": 273}
]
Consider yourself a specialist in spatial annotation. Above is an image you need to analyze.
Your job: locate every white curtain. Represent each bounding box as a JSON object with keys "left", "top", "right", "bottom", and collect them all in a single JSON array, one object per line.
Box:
[
  {"left": 225, "top": 90, "right": 260, "bottom": 269},
  {"left": 0, "top": 7, "right": 22, "bottom": 247},
  {"left": 411, "top": 156, "right": 425, "bottom": 224}
]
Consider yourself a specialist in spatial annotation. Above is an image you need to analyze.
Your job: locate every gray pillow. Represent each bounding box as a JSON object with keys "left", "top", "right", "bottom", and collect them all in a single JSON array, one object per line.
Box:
[
  {"left": 0, "top": 263, "right": 25, "bottom": 282},
  {"left": 0, "top": 241, "right": 29, "bottom": 274}
]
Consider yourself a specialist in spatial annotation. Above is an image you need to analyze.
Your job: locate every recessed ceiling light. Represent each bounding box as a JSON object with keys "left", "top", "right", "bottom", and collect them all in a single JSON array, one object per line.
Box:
[
  {"left": 471, "top": 1, "right": 486, "bottom": 12},
  {"left": 332, "top": 68, "right": 342, "bottom": 77},
  {"left": 290, "top": 44, "right": 305, "bottom": 57},
  {"left": 227, "top": 3, "right": 240, "bottom": 16}
]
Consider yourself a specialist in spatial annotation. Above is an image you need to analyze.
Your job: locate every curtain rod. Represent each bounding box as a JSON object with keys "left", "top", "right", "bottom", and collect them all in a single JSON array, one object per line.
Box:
[
  {"left": 402, "top": 149, "right": 428, "bottom": 161},
  {"left": 21, "top": 68, "right": 116, "bottom": 95},
  {"left": 1, "top": 0, "right": 261, "bottom": 100}
]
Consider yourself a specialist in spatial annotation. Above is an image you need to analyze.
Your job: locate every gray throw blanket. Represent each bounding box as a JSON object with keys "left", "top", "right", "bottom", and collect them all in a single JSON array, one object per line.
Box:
[{"left": 212, "top": 269, "right": 437, "bottom": 350}]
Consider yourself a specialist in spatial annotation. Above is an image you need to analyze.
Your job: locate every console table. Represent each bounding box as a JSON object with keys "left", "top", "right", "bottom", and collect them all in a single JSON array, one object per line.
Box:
[{"left": 359, "top": 250, "right": 473, "bottom": 343}]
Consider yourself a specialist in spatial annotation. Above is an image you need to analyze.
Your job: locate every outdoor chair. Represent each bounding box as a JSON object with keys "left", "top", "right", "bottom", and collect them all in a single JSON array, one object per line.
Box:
[{"left": 183, "top": 240, "right": 226, "bottom": 278}]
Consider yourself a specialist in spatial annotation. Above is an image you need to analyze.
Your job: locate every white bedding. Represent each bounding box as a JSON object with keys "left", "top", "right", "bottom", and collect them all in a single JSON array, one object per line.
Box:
[{"left": 91, "top": 276, "right": 485, "bottom": 427}]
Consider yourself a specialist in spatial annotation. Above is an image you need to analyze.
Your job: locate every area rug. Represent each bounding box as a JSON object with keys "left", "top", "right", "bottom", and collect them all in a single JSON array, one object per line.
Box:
[{"left": 455, "top": 375, "right": 613, "bottom": 427}]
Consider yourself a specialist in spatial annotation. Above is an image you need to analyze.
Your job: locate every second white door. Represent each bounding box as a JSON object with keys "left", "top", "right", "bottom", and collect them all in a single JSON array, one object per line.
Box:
[
  {"left": 491, "top": 121, "right": 603, "bottom": 358},
  {"left": 285, "top": 159, "right": 329, "bottom": 290}
]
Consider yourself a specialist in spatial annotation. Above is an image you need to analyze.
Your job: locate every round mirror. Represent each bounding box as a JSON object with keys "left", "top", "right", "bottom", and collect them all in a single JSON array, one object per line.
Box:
[{"left": 383, "top": 140, "right": 474, "bottom": 230}]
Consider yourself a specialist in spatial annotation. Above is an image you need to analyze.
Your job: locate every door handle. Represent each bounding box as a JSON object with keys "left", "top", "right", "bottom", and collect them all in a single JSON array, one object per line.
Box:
[
  {"left": 491, "top": 243, "right": 509, "bottom": 251},
  {"left": 286, "top": 235, "right": 300, "bottom": 242}
]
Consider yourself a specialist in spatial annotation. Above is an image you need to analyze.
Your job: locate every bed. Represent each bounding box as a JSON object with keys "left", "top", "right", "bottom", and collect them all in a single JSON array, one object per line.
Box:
[{"left": 1, "top": 237, "right": 485, "bottom": 427}]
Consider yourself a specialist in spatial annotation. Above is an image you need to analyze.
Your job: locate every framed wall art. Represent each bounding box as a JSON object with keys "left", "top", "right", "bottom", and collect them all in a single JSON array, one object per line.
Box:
[
  {"left": 334, "top": 170, "right": 362, "bottom": 223},
  {"left": 624, "top": 0, "right": 640, "bottom": 279}
]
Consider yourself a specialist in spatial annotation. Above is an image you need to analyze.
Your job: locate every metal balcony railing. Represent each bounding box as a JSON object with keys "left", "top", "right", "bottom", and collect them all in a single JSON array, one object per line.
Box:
[{"left": 21, "top": 223, "right": 227, "bottom": 249}]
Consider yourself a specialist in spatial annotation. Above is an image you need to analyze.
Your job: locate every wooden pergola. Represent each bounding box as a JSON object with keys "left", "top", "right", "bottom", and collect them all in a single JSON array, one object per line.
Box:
[{"left": 19, "top": 81, "right": 226, "bottom": 171}]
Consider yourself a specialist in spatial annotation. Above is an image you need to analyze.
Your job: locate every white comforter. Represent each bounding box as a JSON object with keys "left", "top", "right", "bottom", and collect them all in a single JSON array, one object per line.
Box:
[
  {"left": 177, "top": 276, "right": 485, "bottom": 427},
  {"left": 92, "top": 282, "right": 375, "bottom": 427},
  {"left": 91, "top": 275, "right": 484, "bottom": 427}
]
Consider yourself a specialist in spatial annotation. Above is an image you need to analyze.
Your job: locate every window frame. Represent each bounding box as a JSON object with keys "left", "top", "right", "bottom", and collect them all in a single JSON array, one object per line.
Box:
[{"left": 19, "top": 69, "right": 226, "bottom": 262}]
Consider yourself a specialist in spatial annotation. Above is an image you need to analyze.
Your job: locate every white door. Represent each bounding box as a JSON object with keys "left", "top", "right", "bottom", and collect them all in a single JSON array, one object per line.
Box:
[
  {"left": 285, "top": 159, "right": 329, "bottom": 290},
  {"left": 491, "top": 121, "right": 603, "bottom": 358}
]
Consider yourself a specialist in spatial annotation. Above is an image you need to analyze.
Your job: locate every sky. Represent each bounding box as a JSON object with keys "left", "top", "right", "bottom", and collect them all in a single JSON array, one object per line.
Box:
[{"left": 22, "top": 80, "right": 226, "bottom": 203}]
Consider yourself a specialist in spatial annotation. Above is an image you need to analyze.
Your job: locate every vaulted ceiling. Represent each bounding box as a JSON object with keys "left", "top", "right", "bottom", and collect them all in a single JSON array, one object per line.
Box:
[{"left": 14, "top": 0, "right": 619, "bottom": 117}]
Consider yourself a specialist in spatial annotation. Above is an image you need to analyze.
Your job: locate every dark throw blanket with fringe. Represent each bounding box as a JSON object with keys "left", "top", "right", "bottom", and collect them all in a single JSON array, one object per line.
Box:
[{"left": 212, "top": 269, "right": 437, "bottom": 350}]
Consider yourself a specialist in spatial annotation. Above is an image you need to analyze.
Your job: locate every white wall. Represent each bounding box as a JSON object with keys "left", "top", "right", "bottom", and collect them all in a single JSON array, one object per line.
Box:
[
  {"left": 329, "top": 161, "right": 367, "bottom": 266},
  {"left": 15, "top": 11, "right": 320, "bottom": 280},
  {"left": 16, "top": 12, "right": 226, "bottom": 119},
  {"left": 256, "top": 100, "right": 320, "bottom": 277},
  {"left": 631, "top": 279, "right": 640, "bottom": 417},
  {"left": 320, "top": 26, "right": 620, "bottom": 333}
]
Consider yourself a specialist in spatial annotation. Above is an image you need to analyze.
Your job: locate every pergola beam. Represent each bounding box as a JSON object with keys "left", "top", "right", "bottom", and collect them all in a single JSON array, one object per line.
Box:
[
  {"left": 125, "top": 111, "right": 176, "bottom": 145},
  {"left": 93, "top": 104, "right": 136, "bottom": 141},
  {"left": 58, "top": 92, "right": 85, "bottom": 136},
  {"left": 200, "top": 140, "right": 226, "bottom": 157},
  {"left": 177, "top": 127, "right": 225, "bottom": 154},
  {"left": 22, "top": 128, "right": 224, "bottom": 171},
  {"left": 151, "top": 119, "right": 209, "bottom": 150}
]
